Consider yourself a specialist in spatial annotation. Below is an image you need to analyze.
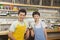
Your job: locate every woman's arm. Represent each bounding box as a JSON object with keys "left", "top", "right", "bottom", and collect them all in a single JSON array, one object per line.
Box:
[
  {"left": 30, "top": 28, "right": 35, "bottom": 37},
  {"left": 44, "top": 29, "right": 48, "bottom": 40},
  {"left": 42, "top": 21, "right": 48, "bottom": 40}
]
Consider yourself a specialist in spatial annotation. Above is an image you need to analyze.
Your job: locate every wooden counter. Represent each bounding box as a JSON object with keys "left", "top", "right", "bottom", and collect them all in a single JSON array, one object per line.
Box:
[
  {"left": 0, "top": 31, "right": 8, "bottom": 40},
  {"left": 0, "top": 29, "right": 60, "bottom": 35},
  {"left": 46, "top": 29, "right": 60, "bottom": 33},
  {"left": 46, "top": 29, "right": 60, "bottom": 40},
  {"left": 0, "top": 29, "right": 60, "bottom": 40},
  {"left": 0, "top": 31, "right": 9, "bottom": 35}
]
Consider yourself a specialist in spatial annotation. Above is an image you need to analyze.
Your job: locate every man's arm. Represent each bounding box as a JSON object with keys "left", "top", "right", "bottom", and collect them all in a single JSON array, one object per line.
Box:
[
  {"left": 8, "top": 22, "right": 16, "bottom": 40},
  {"left": 8, "top": 32, "right": 15, "bottom": 40}
]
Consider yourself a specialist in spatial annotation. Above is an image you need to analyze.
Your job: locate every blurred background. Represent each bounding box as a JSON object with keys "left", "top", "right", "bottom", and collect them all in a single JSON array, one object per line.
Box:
[{"left": 0, "top": 0, "right": 60, "bottom": 40}]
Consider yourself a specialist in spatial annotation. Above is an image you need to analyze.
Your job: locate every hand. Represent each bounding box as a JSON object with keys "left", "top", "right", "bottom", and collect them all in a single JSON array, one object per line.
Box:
[
  {"left": 26, "top": 29, "right": 29, "bottom": 38},
  {"left": 31, "top": 30, "right": 34, "bottom": 37},
  {"left": 10, "top": 38, "right": 15, "bottom": 40}
]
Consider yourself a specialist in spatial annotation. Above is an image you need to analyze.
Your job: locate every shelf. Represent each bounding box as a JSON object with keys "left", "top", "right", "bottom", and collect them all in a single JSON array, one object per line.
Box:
[
  {"left": 0, "top": 2, "right": 60, "bottom": 9},
  {"left": 0, "top": 9, "right": 18, "bottom": 12},
  {"left": 0, "top": 23, "right": 11, "bottom": 25},
  {"left": 0, "top": 16, "right": 60, "bottom": 19},
  {"left": 0, "top": 16, "right": 18, "bottom": 18},
  {"left": 46, "top": 17, "right": 60, "bottom": 19},
  {"left": 0, "top": 16, "right": 32, "bottom": 18},
  {"left": 41, "top": 17, "right": 60, "bottom": 19}
]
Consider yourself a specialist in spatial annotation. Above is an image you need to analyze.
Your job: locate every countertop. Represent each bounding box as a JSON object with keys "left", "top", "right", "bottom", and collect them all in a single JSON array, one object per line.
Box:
[
  {"left": 0, "top": 30, "right": 9, "bottom": 35},
  {"left": 0, "top": 29, "right": 60, "bottom": 35}
]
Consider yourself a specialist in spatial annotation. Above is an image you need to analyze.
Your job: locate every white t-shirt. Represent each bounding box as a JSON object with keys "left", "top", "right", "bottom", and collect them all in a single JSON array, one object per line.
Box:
[
  {"left": 9, "top": 21, "right": 29, "bottom": 32},
  {"left": 30, "top": 20, "right": 47, "bottom": 29}
]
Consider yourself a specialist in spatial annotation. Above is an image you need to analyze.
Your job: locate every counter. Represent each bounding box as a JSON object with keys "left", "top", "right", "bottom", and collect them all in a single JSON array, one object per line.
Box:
[
  {"left": 46, "top": 29, "right": 60, "bottom": 40},
  {"left": 0, "top": 31, "right": 9, "bottom": 35},
  {"left": 0, "top": 29, "right": 60, "bottom": 35},
  {"left": 0, "top": 31, "right": 8, "bottom": 40},
  {"left": 0, "top": 29, "right": 60, "bottom": 40}
]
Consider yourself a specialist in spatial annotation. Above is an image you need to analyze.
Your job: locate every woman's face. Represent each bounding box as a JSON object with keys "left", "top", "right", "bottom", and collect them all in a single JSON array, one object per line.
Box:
[
  {"left": 18, "top": 12, "right": 26, "bottom": 21},
  {"left": 33, "top": 15, "right": 40, "bottom": 21}
]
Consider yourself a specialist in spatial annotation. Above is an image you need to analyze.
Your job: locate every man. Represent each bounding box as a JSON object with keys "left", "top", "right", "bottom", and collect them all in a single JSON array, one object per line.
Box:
[
  {"left": 8, "top": 9, "right": 27, "bottom": 40},
  {"left": 31, "top": 11, "right": 47, "bottom": 40}
]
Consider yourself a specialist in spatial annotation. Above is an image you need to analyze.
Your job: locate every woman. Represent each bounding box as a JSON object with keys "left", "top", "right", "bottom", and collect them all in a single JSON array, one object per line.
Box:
[{"left": 31, "top": 11, "right": 47, "bottom": 40}]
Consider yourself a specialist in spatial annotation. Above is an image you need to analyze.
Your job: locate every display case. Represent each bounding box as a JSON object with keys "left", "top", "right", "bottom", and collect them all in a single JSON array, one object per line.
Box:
[
  {"left": 53, "top": 0, "right": 60, "bottom": 6},
  {"left": 0, "top": 0, "right": 12, "bottom": 3},
  {"left": 42, "top": 0, "right": 51, "bottom": 6},
  {"left": 30, "top": 0, "right": 40, "bottom": 5},
  {"left": 15, "top": 0, "right": 27, "bottom": 4}
]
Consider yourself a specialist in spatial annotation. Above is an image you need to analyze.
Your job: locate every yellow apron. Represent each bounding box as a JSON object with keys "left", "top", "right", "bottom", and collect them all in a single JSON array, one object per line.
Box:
[{"left": 9, "top": 22, "right": 26, "bottom": 40}]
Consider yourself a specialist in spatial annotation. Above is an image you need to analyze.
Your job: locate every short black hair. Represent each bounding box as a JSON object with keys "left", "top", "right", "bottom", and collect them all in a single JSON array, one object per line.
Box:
[
  {"left": 18, "top": 9, "right": 26, "bottom": 15},
  {"left": 32, "top": 11, "right": 40, "bottom": 17}
]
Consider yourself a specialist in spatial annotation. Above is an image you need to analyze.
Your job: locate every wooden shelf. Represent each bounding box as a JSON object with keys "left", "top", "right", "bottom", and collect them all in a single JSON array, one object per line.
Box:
[
  {"left": 0, "top": 2, "right": 60, "bottom": 9},
  {"left": 0, "top": 16, "right": 18, "bottom": 18},
  {"left": 0, "top": 16, "right": 59, "bottom": 18},
  {"left": 0, "top": 23, "right": 11, "bottom": 25},
  {"left": 45, "top": 17, "right": 60, "bottom": 19},
  {"left": 37, "top": 16, "right": 60, "bottom": 19},
  {"left": 0, "top": 9, "right": 18, "bottom": 12},
  {"left": 0, "top": 16, "right": 32, "bottom": 18}
]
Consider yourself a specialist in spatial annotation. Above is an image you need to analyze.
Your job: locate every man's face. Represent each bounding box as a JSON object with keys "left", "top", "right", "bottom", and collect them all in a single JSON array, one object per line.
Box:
[
  {"left": 18, "top": 12, "right": 26, "bottom": 21},
  {"left": 33, "top": 15, "right": 40, "bottom": 21}
]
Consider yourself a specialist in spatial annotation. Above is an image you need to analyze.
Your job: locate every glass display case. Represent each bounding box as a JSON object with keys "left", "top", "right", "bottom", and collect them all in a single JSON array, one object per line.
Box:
[
  {"left": 30, "top": 0, "right": 40, "bottom": 5},
  {"left": 0, "top": 0, "right": 12, "bottom": 3},
  {"left": 42, "top": 0, "right": 51, "bottom": 6},
  {"left": 15, "top": 0, "right": 27, "bottom": 4},
  {"left": 53, "top": 0, "right": 60, "bottom": 6}
]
